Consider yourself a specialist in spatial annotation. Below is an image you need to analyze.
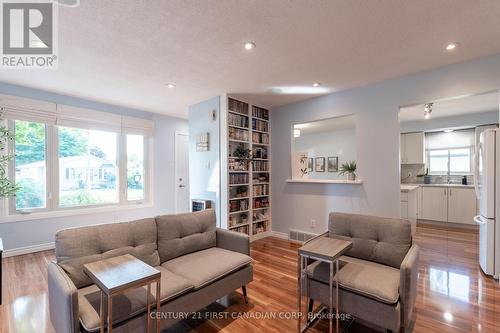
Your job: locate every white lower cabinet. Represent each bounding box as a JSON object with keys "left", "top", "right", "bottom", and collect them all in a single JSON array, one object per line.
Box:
[
  {"left": 421, "top": 186, "right": 476, "bottom": 225},
  {"left": 447, "top": 188, "right": 477, "bottom": 225},
  {"left": 421, "top": 187, "right": 448, "bottom": 222}
]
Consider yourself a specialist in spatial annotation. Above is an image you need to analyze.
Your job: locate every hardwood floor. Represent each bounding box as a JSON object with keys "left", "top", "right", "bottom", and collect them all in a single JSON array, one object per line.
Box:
[{"left": 1, "top": 224, "right": 499, "bottom": 333}]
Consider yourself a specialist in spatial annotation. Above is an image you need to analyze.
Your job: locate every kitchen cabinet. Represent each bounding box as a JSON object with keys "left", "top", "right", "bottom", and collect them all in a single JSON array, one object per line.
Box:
[
  {"left": 421, "top": 186, "right": 477, "bottom": 225},
  {"left": 400, "top": 132, "right": 425, "bottom": 164},
  {"left": 447, "top": 188, "right": 477, "bottom": 225},
  {"left": 421, "top": 187, "right": 448, "bottom": 222},
  {"left": 401, "top": 185, "right": 418, "bottom": 234}
]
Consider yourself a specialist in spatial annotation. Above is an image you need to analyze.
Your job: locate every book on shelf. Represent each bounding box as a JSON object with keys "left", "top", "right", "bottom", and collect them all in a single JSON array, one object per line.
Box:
[
  {"left": 252, "top": 105, "right": 269, "bottom": 120},
  {"left": 252, "top": 118, "right": 268, "bottom": 132},
  {"left": 252, "top": 184, "right": 269, "bottom": 196},
  {"left": 229, "top": 127, "right": 249, "bottom": 141},
  {"left": 252, "top": 160, "right": 268, "bottom": 172},
  {"left": 229, "top": 173, "right": 249, "bottom": 185},
  {"left": 253, "top": 197, "right": 270, "bottom": 209},
  {"left": 252, "top": 146, "right": 268, "bottom": 159},
  {"left": 252, "top": 132, "right": 269, "bottom": 144},
  {"left": 229, "top": 98, "right": 249, "bottom": 115},
  {"left": 229, "top": 112, "right": 249, "bottom": 128}
]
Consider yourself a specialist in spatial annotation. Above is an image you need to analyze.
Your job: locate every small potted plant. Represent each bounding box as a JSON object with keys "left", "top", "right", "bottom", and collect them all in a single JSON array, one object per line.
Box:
[
  {"left": 233, "top": 145, "right": 252, "bottom": 169},
  {"left": 339, "top": 160, "right": 357, "bottom": 181}
]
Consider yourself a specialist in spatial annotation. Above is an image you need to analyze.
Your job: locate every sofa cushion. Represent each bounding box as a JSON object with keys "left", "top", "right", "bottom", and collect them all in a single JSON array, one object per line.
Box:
[
  {"left": 328, "top": 212, "right": 412, "bottom": 268},
  {"left": 162, "top": 247, "right": 252, "bottom": 290},
  {"left": 156, "top": 209, "right": 216, "bottom": 262},
  {"left": 78, "top": 266, "right": 193, "bottom": 332},
  {"left": 56, "top": 218, "right": 160, "bottom": 288},
  {"left": 308, "top": 256, "right": 400, "bottom": 304}
]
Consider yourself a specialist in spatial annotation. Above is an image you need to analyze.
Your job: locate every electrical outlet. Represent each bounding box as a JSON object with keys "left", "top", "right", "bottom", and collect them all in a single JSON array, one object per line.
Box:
[{"left": 310, "top": 219, "right": 316, "bottom": 228}]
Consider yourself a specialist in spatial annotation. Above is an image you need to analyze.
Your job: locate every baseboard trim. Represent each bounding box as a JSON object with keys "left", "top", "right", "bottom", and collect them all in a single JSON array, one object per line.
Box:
[
  {"left": 3, "top": 242, "right": 55, "bottom": 258},
  {"left": 271, "top": 231, "right": 303, "bottom": 244}
]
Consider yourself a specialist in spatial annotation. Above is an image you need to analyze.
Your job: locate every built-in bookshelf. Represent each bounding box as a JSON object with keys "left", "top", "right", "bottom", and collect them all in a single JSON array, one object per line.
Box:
[{"left": 225, "top": 97, "right": 271, "bottom": 241}]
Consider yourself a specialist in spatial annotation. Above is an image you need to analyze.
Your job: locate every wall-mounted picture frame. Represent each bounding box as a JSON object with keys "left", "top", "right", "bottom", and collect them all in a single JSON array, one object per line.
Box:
[
  {"left": 308, "top": 158, "right": 313, "bottom": 172},
  {"left": 315, "top": 157, "right": 325, "bottom": 172},
  {"left": 328, "top": 156, "right": 338, "bottom": 172}
]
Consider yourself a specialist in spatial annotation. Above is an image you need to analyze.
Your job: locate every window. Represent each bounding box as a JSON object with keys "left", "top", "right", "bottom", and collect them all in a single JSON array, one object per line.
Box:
[
  {"left": 13, "top": 120, "right": 47, "bottom": 210},
  {"left": 2, "top": 101, "right": 153, "bottom": 218},
  {"left": 126, "top": 134, "right": 145, "bottom": 201},
  {"left": 427, "top": 147, "right": 473, "bottom": 174},
  {"left": 58, "top": 127, "right": 119, "bottom": 207}
]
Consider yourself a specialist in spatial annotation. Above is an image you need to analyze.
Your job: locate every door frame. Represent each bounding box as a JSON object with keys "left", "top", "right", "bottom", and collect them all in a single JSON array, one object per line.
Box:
[{"left": 174, "top": 131, "right": 189, "bottom": 213}]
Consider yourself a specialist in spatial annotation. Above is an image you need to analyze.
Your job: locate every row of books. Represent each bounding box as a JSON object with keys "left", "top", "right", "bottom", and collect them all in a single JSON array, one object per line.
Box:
[
  {"left": 252, "top": 160, "right": 269, "bottom": 172},
  {"left": 229, "top": 112, "right": 249, "bottom": 128},
  {"left": 252, "top": 118, "right": 268, "bottom": 132},
  {"left": 252, "top": 132, "right": 269, "bottom": 144},
  {"left": 229, "top": 127, "right": 249, "bottom": 141},
  {"left": 253, "top": 173, "right": 269, "bottom": 183},
  {"left": 228, "top": 158, "right": 248, "bottom": 171},
  {"left": 229, "top": 173, "right": 249, "bottom": 185},
  {"left": 254, "top": 197, "right": 270, "bottom": 209},
  {"left": 252, "top": 147, "right": 268, "bottom": 159},
  {"left": 253, "top": 184, "right": 269, "bottom": 196},
  {"left": 252, "top": 106, "right": 269, "bottom": 120},
  {"left": 229, "top": 198, "right": 248, "bottom": 212},
  {"left": 228, "top": 98, "right": 249, "bottom": 115},
  {"left": 253, "top": 221, "right": 268, "bottom": 235},
  {"left": 230, "top": 225, "right": 249, "bottom": 234}
]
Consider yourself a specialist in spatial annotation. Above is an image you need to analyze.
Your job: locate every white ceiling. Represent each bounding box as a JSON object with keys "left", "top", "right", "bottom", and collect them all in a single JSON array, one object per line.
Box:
[
  {"left": 2, "top": 1, "right": 500, "bottom": 119},
  {"left": 399, "top": 91, "right": 499, "bottom": 122}
]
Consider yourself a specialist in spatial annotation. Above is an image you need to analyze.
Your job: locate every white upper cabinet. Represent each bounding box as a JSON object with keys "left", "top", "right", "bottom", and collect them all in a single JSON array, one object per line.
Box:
[{"left": 401, "top": 132, "right": 425, "bottom": 164}]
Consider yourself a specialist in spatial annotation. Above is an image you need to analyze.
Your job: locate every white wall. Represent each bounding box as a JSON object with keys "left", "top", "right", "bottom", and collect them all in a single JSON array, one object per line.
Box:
[
  {"left": 0, "top": 83, "right": 188, "bottom": 253},
  {"left": 272, "top": 54, "right": 500, "bottom": 236},
  {"left": 188, "top": 96, "right": 221, "bottom": 226},
  {"left": 294, "top": 129, "right": 356, "bottom": 180}
]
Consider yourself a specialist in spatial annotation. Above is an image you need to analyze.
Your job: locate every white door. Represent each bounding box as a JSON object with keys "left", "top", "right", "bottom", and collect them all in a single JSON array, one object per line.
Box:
[
  {"left": 421, "top": 187, "right": 448, "bottom": 222},
  {"left": 447, "top": 188, "right": 477, "bottom": 225},
  {"left": 475, "top": 215, "right": 495, "bottom": 276},
  {"left": 404, "top": 132, "right": 425, "bottom": 164},
  {"left": 175, "top": 132, "right": 190, "bottom": 213}
]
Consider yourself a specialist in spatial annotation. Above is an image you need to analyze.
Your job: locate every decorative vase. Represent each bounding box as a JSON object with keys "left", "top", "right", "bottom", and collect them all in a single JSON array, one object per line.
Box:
[{"left": 347, "top": 173, "right": 356, "bottom": 181}]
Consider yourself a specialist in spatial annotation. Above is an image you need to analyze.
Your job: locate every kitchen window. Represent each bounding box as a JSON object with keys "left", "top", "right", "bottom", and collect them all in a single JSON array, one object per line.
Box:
[{"left": 427, "top": 147, "right": 473, "bottom": 175}]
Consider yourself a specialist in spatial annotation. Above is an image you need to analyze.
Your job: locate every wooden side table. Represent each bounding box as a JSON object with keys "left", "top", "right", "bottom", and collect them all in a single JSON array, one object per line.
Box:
[
  {"left": 297, "top": 236, "right": 353, "bottom": 333},
  {"left": 83, "top": 254, "right": 161, "bottom": 333}
]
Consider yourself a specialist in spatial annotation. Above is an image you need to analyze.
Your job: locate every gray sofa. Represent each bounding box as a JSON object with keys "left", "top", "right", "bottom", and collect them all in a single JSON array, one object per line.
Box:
[
  {"left": 306, "top": 212, "right": 419, "bottom": 333},
  {"left": 48, "top": 209, "right": 253, "bottom": 333}
]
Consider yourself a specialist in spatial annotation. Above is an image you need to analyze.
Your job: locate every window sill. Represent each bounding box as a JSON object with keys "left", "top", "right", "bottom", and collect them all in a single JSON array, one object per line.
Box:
[{"left": 0, "top": 202, "right": 154, "bottom": 224}]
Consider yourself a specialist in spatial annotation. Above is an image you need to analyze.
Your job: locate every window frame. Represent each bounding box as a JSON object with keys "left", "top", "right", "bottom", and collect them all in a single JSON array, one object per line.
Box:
[
  {"left": 426, "top": 146, "right": 474, "bottom": 176},
  {"left": 4, "top": 119, "right": 153, "bottom": 217}
]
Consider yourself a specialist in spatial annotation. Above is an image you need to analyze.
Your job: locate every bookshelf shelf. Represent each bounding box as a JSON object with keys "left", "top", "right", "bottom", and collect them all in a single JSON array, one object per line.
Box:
[{"left": 224, "top": 97, "right": 271, "bottom": 240}]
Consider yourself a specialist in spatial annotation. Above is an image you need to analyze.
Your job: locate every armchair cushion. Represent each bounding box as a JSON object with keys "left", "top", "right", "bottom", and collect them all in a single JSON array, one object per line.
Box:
[{"left": 308, "top": 256, "right": 400, "bottom": 304}]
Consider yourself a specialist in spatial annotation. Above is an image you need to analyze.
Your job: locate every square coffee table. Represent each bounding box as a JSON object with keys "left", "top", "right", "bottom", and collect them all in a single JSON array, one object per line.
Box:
[
  {"left": 83, "top": 254, "right": 161, "bottom": 333},
  {"left": 298, "top": 236, "right": 353, "bottom": 333}
]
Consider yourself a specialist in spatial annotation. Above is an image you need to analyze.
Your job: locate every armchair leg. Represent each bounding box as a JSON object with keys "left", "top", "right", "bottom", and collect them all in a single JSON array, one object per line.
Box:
[{"left": 242, "top": 285, "right": 249, "bottom": 304}]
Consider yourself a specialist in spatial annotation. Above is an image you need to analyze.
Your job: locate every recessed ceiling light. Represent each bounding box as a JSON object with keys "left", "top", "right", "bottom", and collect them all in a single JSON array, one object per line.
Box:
[
  {"left": 166, "top": 83, "right": 175, "bottom": 88},
  {"left": 312, "top": 82, "right": 320, "bottom": 87},
  {"left": 244, "top": 41, "right": 256, "bottom": 50},
  {"left": 444, "top": 129, "right": 454, "bottom": 133},
  {"left": 446, "top": 42, "right": 459, "bottom": 51}
]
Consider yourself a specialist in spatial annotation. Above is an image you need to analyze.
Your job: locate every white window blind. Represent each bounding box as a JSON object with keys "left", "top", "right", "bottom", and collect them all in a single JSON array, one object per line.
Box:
[
  {"left": 121, "top": 115, "right": 154, "bottom": 136},
  {"left": 57, "top": 104, "right": 122, "bottom": 133},
  {"left": 425, "top": 129, "right": 475, "bottom": 150},
  {"left": 0, "top": 93, "right": 57, "bottom": 124},
  {"left": 0, "top": 94, "right": 154, "bottom": 135}
]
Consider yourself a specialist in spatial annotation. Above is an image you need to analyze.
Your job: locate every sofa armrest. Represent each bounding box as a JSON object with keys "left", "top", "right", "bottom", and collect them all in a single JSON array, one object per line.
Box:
[
  {"left": 48, "top": 261, "right": 80, "bottom": 333},
  {"left": 216, "top": 228, "right": 250, "bottom": 256},
  {"left": 399, "top": 244, "right": 420, "bottom": 328}
]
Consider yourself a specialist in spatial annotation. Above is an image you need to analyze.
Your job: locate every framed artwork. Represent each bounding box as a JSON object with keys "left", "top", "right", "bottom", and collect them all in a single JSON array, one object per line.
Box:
[
  {"left": 328, "top": 157, "right": 338, "bottom": 172},
  {"left": 315, "top": 157, "right": 325, "bottom": 172},
  {"left": 308, "top": 158, "right": 313, "bottom": 172}
]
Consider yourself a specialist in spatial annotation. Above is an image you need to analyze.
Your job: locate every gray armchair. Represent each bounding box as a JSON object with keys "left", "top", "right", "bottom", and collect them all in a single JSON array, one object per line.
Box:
[{"left": 306, "top": 212, "right": 419, "bottom": 333}]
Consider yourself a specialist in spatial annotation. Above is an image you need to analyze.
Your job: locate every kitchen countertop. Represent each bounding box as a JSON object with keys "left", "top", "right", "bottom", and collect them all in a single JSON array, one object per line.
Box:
[
  {"left": 400, "top": 185, "right": 419, "bottom": 192},
  {"left": 402, "top": 183, "right": 475, "bottom": 189}
]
